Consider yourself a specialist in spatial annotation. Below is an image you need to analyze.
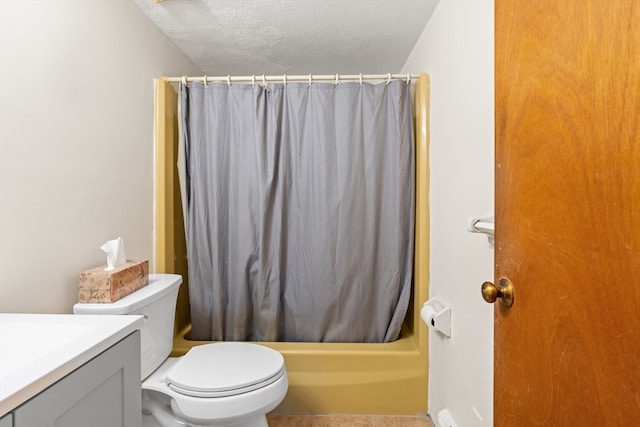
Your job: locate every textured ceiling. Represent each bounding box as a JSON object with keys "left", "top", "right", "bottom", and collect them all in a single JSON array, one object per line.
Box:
[{"left": 132, "top": 0, "right": 439, "bottom": 76}]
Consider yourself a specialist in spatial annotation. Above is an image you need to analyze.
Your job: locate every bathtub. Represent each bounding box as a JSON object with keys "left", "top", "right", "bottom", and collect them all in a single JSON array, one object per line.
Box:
[
  {"left": 170, "top": 318, "right": 427, "bottom": 414},
  {"left": 155, "top": 74, "right": 431, "bottom": 415}
]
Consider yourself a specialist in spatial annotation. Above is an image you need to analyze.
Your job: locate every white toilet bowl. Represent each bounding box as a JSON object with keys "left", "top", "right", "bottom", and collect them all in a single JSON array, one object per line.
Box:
[
  {"left": 73, "top": 274, "right": 289, "bottom": 427},
  {"left": 142, "top": 342, "right": 288, "bottom": 427}
]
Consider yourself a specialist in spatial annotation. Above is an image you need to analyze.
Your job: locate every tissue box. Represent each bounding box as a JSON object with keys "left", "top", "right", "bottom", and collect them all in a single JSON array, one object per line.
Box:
[{"left": 78, "top": 260, "right": 149, "bottom": 303}]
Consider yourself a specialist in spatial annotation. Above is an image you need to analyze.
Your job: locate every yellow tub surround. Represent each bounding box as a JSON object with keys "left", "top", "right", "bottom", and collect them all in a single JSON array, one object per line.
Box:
[{"left": 154, "top": 74, "right": 431, "bottom": 414}]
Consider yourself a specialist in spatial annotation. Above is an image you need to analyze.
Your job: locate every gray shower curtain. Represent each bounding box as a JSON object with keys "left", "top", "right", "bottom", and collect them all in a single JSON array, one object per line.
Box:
[{"left": 179, "top": 80, "right": 414, "bottom": 343}]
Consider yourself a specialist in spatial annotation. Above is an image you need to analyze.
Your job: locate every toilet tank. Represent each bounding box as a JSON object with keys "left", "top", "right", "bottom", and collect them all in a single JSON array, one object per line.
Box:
[{"left": 73, "top": 273, "right": 182, "bottom": 380}]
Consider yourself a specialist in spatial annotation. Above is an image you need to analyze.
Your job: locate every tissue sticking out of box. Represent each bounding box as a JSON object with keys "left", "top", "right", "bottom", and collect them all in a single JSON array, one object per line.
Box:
[{"left": 101, "top": 237, "right": 127, "bottom": 271}]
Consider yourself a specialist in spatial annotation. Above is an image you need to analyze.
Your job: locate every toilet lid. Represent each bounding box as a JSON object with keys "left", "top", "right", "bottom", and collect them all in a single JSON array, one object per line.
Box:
[{"left": 165, "top": 342, "right": 285, "bottom": 398}]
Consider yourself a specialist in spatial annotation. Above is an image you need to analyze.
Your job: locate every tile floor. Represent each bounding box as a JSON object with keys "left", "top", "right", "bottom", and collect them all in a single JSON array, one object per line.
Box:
[{"left": 267, "top": 414, "right": 435, "bottom": 427}]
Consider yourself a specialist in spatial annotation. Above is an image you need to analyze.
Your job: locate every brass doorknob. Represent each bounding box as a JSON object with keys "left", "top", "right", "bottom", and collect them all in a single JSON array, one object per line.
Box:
[{"left": 481, "top": 278, "right": 514, "bottom": 308}]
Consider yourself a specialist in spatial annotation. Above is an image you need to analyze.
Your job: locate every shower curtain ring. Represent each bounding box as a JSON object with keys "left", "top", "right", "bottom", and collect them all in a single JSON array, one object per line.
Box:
[
  {"left": 335, "top": 74, "right": 339, "bottom": 85},
  {"left": 203, "top": 75, "right": 208, "bottom": 87},
  {"left": 359, "top": 73, "right": 363, "bottom": 85},
  {"left": 227, "top": 75, "right": 231, "bottom": 87},
  {"left": 252, "top": 75, "right": 256, "bottom": 86},
  {"left": 386, "top": 73, "right": 392, "bottom": 85},
  {"left": 308, "top": 74, "right": 312, "bottom": 86},
  {"left": 283, "top": 74, "right": 287, "bottom": 85},
  {"left": 262, "top": 75, "right": 267, "bottom": 88},
  {"left": 182, "top": 75, "right": 188, "bottom": 86},
  {"left": 406, "top": 73, "right": 410, "bottom": 83}
]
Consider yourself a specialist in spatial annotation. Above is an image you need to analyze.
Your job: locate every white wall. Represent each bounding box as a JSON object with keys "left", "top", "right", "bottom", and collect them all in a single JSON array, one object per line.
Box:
[
  {"left": 0, "top": 0, "right": 201, "bottom": 313},
  {"left": 402, "top": 1, "right": 495, "bottom": 426}
]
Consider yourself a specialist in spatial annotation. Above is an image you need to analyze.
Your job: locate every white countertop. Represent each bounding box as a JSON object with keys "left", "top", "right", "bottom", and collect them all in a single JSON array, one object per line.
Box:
[{"left": 0, "top": 313, "right": 144, "bottom": 416}]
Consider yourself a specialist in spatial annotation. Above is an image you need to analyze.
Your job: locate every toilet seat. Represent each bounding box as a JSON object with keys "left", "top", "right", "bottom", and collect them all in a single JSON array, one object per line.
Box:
[{"left": 165, "top": 342, "right": 286, "bottom": 398}]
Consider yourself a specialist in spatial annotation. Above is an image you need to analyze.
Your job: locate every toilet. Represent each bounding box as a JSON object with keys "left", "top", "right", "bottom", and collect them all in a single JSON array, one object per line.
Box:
[{"left": 73, "top": 274, "right": 288, "bottom": 427}]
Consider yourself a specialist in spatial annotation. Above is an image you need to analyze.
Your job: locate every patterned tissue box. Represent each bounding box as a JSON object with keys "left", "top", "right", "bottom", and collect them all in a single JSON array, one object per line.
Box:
[{"left": 78, "top": 260, "right": 149, "bottom": 303}]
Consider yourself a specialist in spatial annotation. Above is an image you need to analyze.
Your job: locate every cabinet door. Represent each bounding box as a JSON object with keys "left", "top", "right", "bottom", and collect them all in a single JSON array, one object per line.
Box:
[
  {"left": 13, "top": 332, "right": 141, "bottom": 427},
  {"left": 0, "top": 413, "right": 12, "bottom": 427}
]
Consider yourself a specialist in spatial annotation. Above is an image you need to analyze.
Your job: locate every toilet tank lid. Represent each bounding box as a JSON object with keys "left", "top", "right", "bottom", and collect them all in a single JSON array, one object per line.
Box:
[{"left": 73, "top": 274, "right": 182, "bottom": 315}]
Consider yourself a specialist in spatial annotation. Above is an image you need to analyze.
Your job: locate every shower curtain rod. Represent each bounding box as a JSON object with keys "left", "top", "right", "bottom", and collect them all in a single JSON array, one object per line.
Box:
[{"left": 166, "top": 73, "right": 419, "bottom": 85}]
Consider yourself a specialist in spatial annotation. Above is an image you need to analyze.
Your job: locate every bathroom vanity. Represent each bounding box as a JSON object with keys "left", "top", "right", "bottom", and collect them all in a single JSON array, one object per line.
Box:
[{"left": 0, "top": 313, "right": 144, "bottom": 427}]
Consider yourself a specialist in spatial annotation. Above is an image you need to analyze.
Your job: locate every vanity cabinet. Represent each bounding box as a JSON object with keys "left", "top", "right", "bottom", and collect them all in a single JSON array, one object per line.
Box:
[
  {"left": 0, "top": 414, "right": 12, "bottom": 427},
  {"left": 10, "top": 331, "right": 141, "bottom": 427}
]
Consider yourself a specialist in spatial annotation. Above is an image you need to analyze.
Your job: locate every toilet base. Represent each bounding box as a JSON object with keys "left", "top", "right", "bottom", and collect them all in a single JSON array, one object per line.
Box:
[
  {"left": 144, "top": 414, "right": 268, "bottom": 427},
  {"left": 143, "top": 390, "right": 269, "bottom": 427},
  {"left": 143, "top": 413, "right": 268, "bottom": 427}
]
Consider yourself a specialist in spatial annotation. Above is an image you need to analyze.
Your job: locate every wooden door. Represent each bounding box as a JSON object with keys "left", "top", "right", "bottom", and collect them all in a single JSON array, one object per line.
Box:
[{"left": 494, "top": 1, "right": 640, "bottom": 426}]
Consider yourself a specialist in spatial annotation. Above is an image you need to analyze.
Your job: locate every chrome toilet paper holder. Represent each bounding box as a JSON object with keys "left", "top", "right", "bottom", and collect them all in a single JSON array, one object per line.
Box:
[{"left": 421, "top": 297, "right": 451, "bottom": 338}]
